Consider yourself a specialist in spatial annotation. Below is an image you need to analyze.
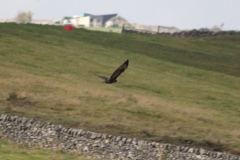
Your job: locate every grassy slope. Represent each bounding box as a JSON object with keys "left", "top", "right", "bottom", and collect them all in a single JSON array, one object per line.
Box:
[
  {"left": 0, "top": 23, "right": 240, "bottom": 154},
  {"left": 0, "top": 140, "right": 91, "bottom": 160}
]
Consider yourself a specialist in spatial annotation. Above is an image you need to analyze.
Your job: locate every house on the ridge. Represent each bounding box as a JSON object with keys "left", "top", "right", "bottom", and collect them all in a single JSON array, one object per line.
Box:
[
  {"left": 62, "top": 13, "right": 128, "bottom": 28},
  {"left": 61, "top": 16, "right": 72, "bottom": 25},
  {"left": 105, "top": 16, "right": 128, "bottom": 27}
]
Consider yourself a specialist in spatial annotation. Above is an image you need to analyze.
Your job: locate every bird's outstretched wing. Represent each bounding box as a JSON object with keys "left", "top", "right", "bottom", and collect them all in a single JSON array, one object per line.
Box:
[
  {"left": 95, "top": 74, "right": 109, "bottom": 81},
  {"left": 109, "top": 59, "right": 129, "bottom": 81}
]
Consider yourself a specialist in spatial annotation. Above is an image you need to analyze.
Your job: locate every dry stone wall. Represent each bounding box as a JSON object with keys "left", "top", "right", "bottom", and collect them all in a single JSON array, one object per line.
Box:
[
  {"left": 0, "top": 114, "right": 239, "bottom": 160},
  {"left": 123, "top": 28, "right": 240, "bottom": 38}
]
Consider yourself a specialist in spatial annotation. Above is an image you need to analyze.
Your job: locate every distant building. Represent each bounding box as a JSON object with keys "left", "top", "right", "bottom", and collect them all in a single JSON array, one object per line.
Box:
[
  {"left": 105, "top": 16, "right": 128, "bottom": 27},
  {"left": 62, "top": 16, "right": 72, "bottom": 25},
  {"left": 130, "top": 23, "right": 180, "bottom": 33},
  {"left": 62, "top": 13, "right": 128, "bottom": 27},
  {"left": 157, "top": 26, "right": 180, "bottom": 33},
  {"left": 0, "top": 18, "right": 54, "bottom": 25},
  {"left": 0, "top": 18, "right": 17, "bottom": 23},
  {"left": 30, "top": 19, "right": 54, "bottom": 25}
]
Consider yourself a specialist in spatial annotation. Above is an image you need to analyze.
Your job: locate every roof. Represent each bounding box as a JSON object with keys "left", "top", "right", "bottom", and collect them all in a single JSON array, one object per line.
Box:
[
  {"left": 80, "top": 13, "right": 94, "bottom": 17},
  {"left": 107, "top": 16, "right": 128, "bottom": 22},
  {"left": 62, "top": 16, "right": 72, "bottom": 20},
  {"left": 93, "top": 13, "right": 118, "bottom": 22}
]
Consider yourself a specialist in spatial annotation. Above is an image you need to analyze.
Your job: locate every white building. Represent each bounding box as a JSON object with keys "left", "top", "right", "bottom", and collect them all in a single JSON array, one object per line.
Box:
[{"left": 62, "top": 13, "right": 127, "bottom": 28}]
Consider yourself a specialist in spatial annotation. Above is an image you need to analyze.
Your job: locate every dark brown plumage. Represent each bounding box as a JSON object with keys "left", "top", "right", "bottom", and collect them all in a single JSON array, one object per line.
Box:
[{"left": 96, "top": 59, "right": 129, "bottom": 84}]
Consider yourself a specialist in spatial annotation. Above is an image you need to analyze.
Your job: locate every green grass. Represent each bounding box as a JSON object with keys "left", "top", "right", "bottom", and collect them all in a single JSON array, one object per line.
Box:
[
  {"left": 0, "top": 140, "right": 91, "bottom": 160},
  {"left": 0, "top": 23, "right": 240, "bottom": 154}
]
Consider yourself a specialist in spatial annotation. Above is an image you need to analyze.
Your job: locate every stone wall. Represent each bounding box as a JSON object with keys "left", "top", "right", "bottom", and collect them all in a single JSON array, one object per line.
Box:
[
  {"left": 0, "top": 114, "right": 239, "bottom": 160},
  {"left": 170, "top": 30, "right": 240, "bottom": 37},
  {"left": 123, "top": 28, "right": 240, "bottom": 38}
]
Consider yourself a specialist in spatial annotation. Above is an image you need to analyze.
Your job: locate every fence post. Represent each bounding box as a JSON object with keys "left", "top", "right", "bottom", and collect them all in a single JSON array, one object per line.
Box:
[
  {"left": 157, "top": 26, "right": 160, "bottom": 33},
  {"left": 121, "top": 24, "right": 125, "bottom": 33}
]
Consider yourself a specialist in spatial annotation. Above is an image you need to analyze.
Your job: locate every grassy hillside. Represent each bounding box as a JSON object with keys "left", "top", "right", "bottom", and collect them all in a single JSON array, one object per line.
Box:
[
  {"left": 0, "top": 140, "right": 91, "bottom": 160},
  {"left": 0, "top": 23, "right": 240, "bottom": 154}
]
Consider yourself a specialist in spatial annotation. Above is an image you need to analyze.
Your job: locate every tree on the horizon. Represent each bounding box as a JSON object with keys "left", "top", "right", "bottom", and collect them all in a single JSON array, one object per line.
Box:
[{"left": 15, "top": 11, "right": 33, "bottom": 23}]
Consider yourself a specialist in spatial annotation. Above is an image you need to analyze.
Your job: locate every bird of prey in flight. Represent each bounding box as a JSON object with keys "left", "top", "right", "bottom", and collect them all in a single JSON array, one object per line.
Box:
[{"left": 96, "top": 59, "right": 129, "bottom": 84}]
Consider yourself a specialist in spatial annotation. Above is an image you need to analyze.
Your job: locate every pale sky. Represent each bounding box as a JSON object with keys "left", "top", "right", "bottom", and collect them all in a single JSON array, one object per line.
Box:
[{"left": 0, "top": 0, "right": 239, "bottom": 30}]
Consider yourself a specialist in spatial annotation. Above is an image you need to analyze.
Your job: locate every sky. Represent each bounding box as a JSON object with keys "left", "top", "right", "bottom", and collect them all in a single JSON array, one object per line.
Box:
[{"left": 0, "top": 0, "right": 239, "bottom": 30}]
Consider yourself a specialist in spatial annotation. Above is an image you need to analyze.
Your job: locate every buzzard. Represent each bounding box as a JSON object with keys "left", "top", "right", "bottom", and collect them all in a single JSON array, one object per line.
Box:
[{"left": 96, "top": 59, "right": 129, "bottom": 83}]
